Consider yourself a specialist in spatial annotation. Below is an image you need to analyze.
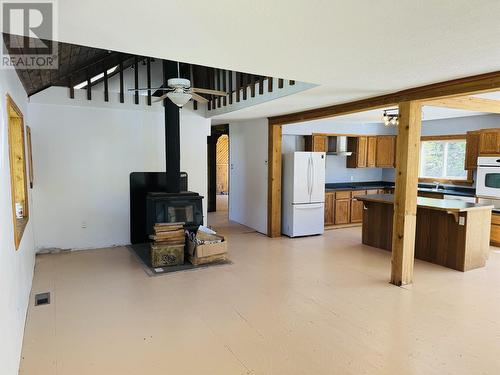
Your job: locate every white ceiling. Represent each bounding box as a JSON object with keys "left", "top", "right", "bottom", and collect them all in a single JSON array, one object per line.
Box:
[{"left": 54, "top": 1, "right": 500, "bottom": 121}]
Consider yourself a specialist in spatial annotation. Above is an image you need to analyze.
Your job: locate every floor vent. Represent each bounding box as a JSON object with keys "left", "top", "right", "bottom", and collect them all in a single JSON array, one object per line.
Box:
[{"left": 35, "top": 292, "right": 50, "bottom": 306}]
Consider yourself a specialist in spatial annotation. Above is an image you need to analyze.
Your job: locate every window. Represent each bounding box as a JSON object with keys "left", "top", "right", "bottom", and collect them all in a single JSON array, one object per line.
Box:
[
  {"left": 419, "top": 136, "right": 470, "bottom": 184},
  {"left": 7, "top": 94, "right": 29, "bottom": 250}
]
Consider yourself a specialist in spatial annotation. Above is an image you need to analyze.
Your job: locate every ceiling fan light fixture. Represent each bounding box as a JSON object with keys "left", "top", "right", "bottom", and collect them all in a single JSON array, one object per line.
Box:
[{"left": 166, "top": 91, "right": 192, "bottom": 107}]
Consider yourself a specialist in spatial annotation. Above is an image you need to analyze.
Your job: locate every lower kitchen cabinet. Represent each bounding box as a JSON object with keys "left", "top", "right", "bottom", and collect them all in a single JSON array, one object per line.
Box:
[
  {"left": 335, "top": 198, "right": 350, "bottom": 224},
  {"left": 491, "top": 212, "right": 500, "bottom": 247},
  {"left": 350, "top": 190, "right": 366, "bottom": 223},
  {"left": 324, "top": 192, "right": 335, "bottom": 225}
]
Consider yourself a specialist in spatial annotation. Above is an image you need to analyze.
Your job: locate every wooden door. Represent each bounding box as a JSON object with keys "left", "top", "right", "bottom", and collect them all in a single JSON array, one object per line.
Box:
[
  {"left": 479, "top": 130, "right": 500, "bottom": 154},
  {"left": 312, "top": 135, "right": 327, "bottom": 152},
  {"left": 376, "top": 136, "right": 396, "bottom": 167},
  {"left": 324, "top": 193, "right": 335, "bottom": 225},
  {"left": 465, "top": 131, "right": 480, "bottom": 169},
  {"left": 347, "top": 136, "right": 367, "bottom": 168},
  {"left": 367, "top": 136, "right": 377, "bottom": 167},
  {"left": 334, "top": 199, "right": 350, "bottom": 224}
]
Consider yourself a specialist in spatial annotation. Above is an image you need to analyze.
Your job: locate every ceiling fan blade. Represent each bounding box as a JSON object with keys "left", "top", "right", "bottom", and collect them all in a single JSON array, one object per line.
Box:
[
  {"left": 128, "top": 87, "right": 171, "bottom": 92},
  {"left": 191, "top": 92, "right": 209, "bottom": 104},
  {"left": 192, "top": 87, "right": 227, "bottom": 96},
  {"left": 152, "top": 93, "right": 169, "bottom": 103}
]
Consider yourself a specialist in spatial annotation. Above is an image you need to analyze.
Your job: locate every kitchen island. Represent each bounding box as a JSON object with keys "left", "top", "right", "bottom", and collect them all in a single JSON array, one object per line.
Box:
[{"left": 356, "top": 194, "right": 493, "bottom": 271}]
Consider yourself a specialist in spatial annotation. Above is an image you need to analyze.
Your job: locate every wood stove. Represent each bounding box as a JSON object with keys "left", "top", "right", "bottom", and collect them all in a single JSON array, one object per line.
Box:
[{"left": 146, "top": 191, "right": 203, "bottom": 235}]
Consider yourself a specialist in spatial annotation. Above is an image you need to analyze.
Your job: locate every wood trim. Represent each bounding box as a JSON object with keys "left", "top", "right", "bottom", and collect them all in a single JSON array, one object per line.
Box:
[
  {"left": 268, "top": 123, "right": 282, "bottom": 237},
  {"left": 424, "top": 96, "right": 500, "bottom": 114},
  {"left": 6, "top": 94, "right": 29, "bottom": 250},
  {"left": 391, "top": 101, "right": 422, "bottom": 286},
  {"left": 269, "top": 69, "right": 500, "bottom": 125},
  {"left": 420, "top": 134, "right": 465, "bottom": 141}
]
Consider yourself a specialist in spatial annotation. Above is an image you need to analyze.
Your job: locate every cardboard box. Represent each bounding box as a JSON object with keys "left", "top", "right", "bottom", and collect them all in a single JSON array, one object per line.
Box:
[
  {"left": 187, "top": 234, "right": 227, "bottom": 265},
  {"left": 151, "top": 243, "right": 185, "bottom": 267}
]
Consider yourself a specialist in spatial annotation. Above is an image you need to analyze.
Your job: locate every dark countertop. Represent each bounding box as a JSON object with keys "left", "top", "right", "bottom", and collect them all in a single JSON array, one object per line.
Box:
[
  {"left": 356, "top": 194, "right": 492, "bottom": 212},
  {"left": 325, "top": 181, "right": 476, "bottom": 198}
]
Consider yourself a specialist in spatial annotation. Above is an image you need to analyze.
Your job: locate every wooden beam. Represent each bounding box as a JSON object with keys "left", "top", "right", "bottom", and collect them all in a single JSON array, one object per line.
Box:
[
  {"left": 190, "top": 64, "right": 197, "bottom": 110},
  {"left": 86, "top": 71, "right": 91, "bottom": 100},
  {"left": 269, "top": 69, "right": 500, "bottom": 125},
  {"left": 236, "top": 72, "right": 241, "bottom": 102},
  {"left": 250, "top": 75, "right": 256, "bottom": 97},
  {"left": 267, "top": 122, "right": 282, "bottom": 237},
  {"left": 222, "top": 69, "right": 227, "bottom": 106},
  {"left": 423, "top": 96, "right": 500, "bottom": 113},
  {"left": 258, "top": 76, "right": 264, "bottom": 95},
  {"left": 278, "top": 78, "right": 284, "bottom": 89},
  {"left": 391, "top": 101, "right": 422, "bottom": 286},
  {"left": 68, "top": 76, "right": 74, "bottom": 99},
  {"left": 242, "top": 74, "right": 247, "bottom": 100}
]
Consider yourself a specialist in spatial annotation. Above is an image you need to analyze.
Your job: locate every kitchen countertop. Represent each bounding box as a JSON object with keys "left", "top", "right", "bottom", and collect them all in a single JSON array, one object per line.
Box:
[
  {"left": 325, "top": 181, "right": 476, "bottom": 197},
  {"left": 356, "top": 194, "right": 492, "bottom": 212}
]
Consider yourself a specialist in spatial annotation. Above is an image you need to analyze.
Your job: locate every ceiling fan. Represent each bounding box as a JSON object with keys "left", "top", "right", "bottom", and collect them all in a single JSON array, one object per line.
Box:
[{"left": 128, "top": 62, "right": 226, "bottom": 107}]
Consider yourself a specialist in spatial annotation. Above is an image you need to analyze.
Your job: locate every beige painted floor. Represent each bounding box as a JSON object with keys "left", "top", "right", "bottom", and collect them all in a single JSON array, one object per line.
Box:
[{"left": 20, "top": 199, "right": 500, "bottom": 374}]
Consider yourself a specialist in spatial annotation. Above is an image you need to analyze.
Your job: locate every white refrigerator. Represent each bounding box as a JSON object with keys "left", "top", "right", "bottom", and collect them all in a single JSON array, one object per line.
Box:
[{"left": 282, "top": 152, "right": 325, "bottom": 237}]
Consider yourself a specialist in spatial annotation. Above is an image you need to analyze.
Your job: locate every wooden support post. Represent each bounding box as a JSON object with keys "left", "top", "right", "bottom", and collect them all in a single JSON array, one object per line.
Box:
[
  {"left": 268, "top": 77, "right": 273, "bottom": 93},
  {"left": 222, "top": 70, "right": 227, "bottom": 106},
  {"left": 228, "top": 71, "right": 233, "bottom": 105},
  {"left": 242, "top": 74, "right": 248, "bottom": 100},
  {"left": 119, "top": 62, "right": 124, "bottom": 103},
  {"left": 134, "top": 57, "right": 139, "bottom": 105},
  {"left": 103, "top": 63, "right": 109, "bottom": 102},
  {"left": 236, "top": 72, "right": 241, "bottom": 102},
  {"left": 86, "top": 71, "right": 91, "bottom": 100},
  {"left": 147, "top": 57, "right": 151, "bottom": 106},
  {"left": 250, "top": 75, "right": 255, "bottom": 97},
  {"left": 68, "top": 76, "right": 74, "bottom": 99},
  {"left": 278, "top": 78, "right": 284, "bottom": 89},
  {"left": 267, "top": 122, "right": 282, "bottom": 237},
  {"left": 391, "top": 101, "right": 422, "bottom": 286},
  {"left": 258, "top": 76, "right": 264, "bottom": 95}
]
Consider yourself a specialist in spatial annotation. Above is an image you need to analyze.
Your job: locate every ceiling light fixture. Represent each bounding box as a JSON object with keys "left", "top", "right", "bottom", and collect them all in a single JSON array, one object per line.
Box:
[{"left": 382, "top": 109, "right": 399, "bottom": 127}]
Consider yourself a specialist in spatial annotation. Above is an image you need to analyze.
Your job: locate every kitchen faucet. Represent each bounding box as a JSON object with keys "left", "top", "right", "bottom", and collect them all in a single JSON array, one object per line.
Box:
[{"left": 433, "top": 181, "right": 441, "bottom": 190}]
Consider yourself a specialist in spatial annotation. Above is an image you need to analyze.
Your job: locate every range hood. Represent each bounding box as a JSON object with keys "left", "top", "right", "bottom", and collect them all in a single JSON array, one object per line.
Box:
[{"left": 326, "top": 136, "right": 352, "bottom": 156}]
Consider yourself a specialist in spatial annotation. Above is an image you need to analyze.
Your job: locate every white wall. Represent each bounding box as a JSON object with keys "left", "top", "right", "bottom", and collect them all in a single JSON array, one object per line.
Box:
[
  {"left": 228, "top": 118, "right": 268, "bottom": 234},
  {"left": 0, "top": 67, "right": 36, "bottom": 374},
  {"left": 28, "top": 87, "right": 209, "bottom": 250}
]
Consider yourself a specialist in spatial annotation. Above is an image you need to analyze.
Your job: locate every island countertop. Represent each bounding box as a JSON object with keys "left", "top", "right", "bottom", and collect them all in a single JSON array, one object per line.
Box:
[{"left": 356, "top": 194, "right": 493, "bottom": 213}]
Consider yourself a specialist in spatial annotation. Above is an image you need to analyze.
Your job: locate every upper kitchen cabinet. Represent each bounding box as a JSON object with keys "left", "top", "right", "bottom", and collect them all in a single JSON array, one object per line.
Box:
[
  {"left": 478, "top": 129, "right": 500, "bottom": 155},
  {"left": 465, "top": 130, "right": 480, "bottom": 169},
  {"left": 465, "top": 128, "right": 500, "bottom": 169},
  {"left": 375, "top": 136, "right": 396, "bottom": 168},
  {"left": 346, "top": 136, "right": 367, "bottom": 168},
  {"left": 305, "top": 135, "right": 327, "bottom": 152},
  {"left": 366, "top": 136, "right": 377, "bottom": 167}
]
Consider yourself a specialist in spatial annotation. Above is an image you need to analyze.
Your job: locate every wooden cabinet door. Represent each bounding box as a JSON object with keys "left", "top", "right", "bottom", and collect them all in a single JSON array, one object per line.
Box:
[
  {"left": 347, "top": 136, "right": 367, "bottom": 168},
  {"left": 465, "top": 131, "right": 480, "bottom": 169},
  {"left": 479, "top": 130, "right": 500, "bottom": 155},
  {"left": 350, "top": 199, "right": 364, "bottom": 223},
  {"left": 324, "top": 193, "right": 335, "bottom": 225},
  {"left": 357, "top": 136, "right": 367, "bottom": 167},
  {"left": 367, "top": 136, "right": 377, "bottom": 167},
  {"left": 334, "top": 199, "right": 350, "bottom": 224},
  {"left": 376, "top": 136, "right": 396, "bottom": 168},
  {"left": 312, "top": 135, "right": 327, "bottom": 152}
]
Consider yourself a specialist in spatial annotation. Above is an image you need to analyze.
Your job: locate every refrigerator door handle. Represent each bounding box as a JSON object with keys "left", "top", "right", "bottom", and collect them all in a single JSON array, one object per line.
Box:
[{"left": 295, "top": 203, "right": 323, "bottom": 209}]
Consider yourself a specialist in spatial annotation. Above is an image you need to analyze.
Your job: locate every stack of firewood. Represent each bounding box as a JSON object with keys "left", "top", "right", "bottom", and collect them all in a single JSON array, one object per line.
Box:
[{"left": 150, "top": 222, "right": 185, "bottom": 246}]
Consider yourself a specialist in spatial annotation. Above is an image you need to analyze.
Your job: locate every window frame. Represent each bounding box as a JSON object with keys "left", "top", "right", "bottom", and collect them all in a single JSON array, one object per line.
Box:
[
  {"left": 7, "top": 94, "right": 29, "bottom": 250},
  {"left": 419, "top": 134, "right": 473, "bottom": 186}
]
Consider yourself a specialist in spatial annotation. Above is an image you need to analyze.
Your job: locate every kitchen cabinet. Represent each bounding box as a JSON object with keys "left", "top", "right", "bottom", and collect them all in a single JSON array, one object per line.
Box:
[
  {"left": 479, "top": 130, "right": 500, "bottom": 155},
  {"left": 491, "top": 212, "right": 500, "bottom": 247},
  {"left": 418, "top": 191, "right": 444, "bottom": 199},
  {"left": 350, "top": 190, "right": 366, "bottom": 223},
  {"left": 375, "top": 136, "right": 396, "bottom": 168},
  {"left": 367, "top": 136, "right": 377, "bottom": 167},
  {"left": 334, "top": 196, "right": 351, "bottom": 225},
  {"left": 324, "top": 192, "right": 335, "bottom": 225},
  {"left": 346, "top": 136, "right": 367, "bottom": 168},
  {"left": 306, "top": 135, "right": 327, "bottom": 152},
  {"left": 465, "top": 131, "right": 480, "bottom": 169}
]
